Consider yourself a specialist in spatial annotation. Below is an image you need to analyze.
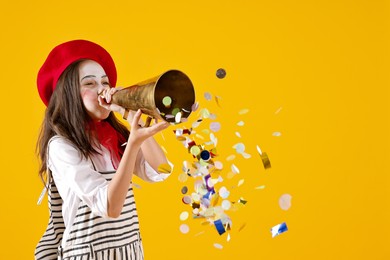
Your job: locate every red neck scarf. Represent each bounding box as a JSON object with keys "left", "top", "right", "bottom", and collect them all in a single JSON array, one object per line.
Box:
[{"left": 93, "top": 120, "right": 126, "bottom": 170}]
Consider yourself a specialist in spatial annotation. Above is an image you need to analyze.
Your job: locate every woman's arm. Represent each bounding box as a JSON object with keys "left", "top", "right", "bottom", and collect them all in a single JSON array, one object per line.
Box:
[{"left": 106, "top": 109, "right": 169, "bottom": 218}]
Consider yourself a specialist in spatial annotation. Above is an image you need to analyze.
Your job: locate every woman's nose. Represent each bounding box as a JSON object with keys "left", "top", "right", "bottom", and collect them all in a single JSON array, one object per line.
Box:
[{"left": 97, "top": 84, "right": 110, "bottom": 95}]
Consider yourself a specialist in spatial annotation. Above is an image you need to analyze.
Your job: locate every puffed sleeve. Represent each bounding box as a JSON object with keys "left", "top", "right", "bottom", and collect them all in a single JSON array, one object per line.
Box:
[
  {"left": 48, "top": 137, "right": 109, "bottom": 218},
  {"left": 133, "top": 149, "right": 173, "bottom": 182}
]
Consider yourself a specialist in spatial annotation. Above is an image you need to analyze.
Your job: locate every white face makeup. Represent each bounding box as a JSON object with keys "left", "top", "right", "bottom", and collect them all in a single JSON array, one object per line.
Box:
[{"left": 79, "top": 60, "right": 111, "bottom": 121}]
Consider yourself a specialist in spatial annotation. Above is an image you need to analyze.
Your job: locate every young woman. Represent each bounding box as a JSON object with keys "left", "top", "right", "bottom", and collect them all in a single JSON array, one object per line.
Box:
[{"left": 34, "top": 40, "right": 171, "bottom": 260}]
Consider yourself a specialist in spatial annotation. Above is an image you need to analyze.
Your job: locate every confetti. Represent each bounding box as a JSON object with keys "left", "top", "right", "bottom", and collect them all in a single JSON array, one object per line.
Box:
[
  {"left": 180, "top": 224, "right": 190, "bottom": 234},
  {"left": 272, "top": 131, "right": 282, "bottom": 137},
  {"left": 219, "top": 186, "right": 230, "bottom": 199},
  {"left": 214, "top": 219, "right": 226, "bottom": 235},
  {"left": 210, "top": 122, "right": 221, "bottom": 132},
  {"left": 182, "top": 195, "right": 192, "bottom": 204},
  {"left": 231, "top": 164, "right": 240, "bottom": 174},
  {"left": 222, "top": 200, "right": 231, "bottom": 210},
  {"left": 204, "top": 92, "right": 212, "bottom": 101},
  {"left": 214, "top": 161, "right": 223, "bottom": 170},
  {"left": 235, "top": 132, "right": 241, "bottom": 138},
  {"left": 175, "top": 111, "right": 182, "bottom": 123},
  {"left": 172, "top": 101, "right": 253, "bottom": 240},
  {"left": 132, "top": 183, "right": 142, "bottom": 189},
  {"left": 271, "top": 222, "right": 288, "bottom": 238},
  {"left": 255, "top": 185, "right": 266, "bottom": 190},
  {"left": 238, "top": 108, "right": 249, "bottom": 115},
  {"left": 214, "top": 243, "right": 223, "bottom": 249},
  {"left": 178, "top": 172, "right": 188, "bottom": 182},
  {"left": 226, "top": 155, "right": 236, "bottom": 161},
  {"left": 162, "top": 96, "right": 172, "bottom": 107},
  {"left": 181, "top": 186, "right": 188, "bottom": 194},
  {"left": 180, "top": 211, "right": 189, "bottom": 221},
  {"left": 275, "top": 107, "right": 283, "bottom": 114},
  {"left": 279, "top": 194, "right": 292, "bottom": 210},
  {"left": 215, "top": 95, "right": 222, "bottom": 107},
  {"left": 157, "top": 163, "right": 172, "bottom": 173},
  {"left": 238, "top": 223, "right": 246, "bottom": 232},
  {"left": 192, "top": 102, "right": 199, "bottom": 112},
  {"left": 216, "top": 68, "right": 226, "bottom": 79},
  {"left": 237, "top": 121, "right": 244, "bottom": 126},
  {"left": 233, "top": 143, "right": 245, "bottom": 154},
  {"left": 256, "top": 145, "right": 271, "bottom": 169}
]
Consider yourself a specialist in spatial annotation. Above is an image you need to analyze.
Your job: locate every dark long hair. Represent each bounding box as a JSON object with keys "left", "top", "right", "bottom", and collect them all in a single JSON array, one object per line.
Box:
[{"left": 37, "top": 60, "right": 129, "bottom": 184}]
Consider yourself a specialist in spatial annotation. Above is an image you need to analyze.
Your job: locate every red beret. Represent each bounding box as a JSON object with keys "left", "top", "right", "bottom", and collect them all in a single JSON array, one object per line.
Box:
[{"left": 37, "top": 39, "right": 117, "bottom": 106}]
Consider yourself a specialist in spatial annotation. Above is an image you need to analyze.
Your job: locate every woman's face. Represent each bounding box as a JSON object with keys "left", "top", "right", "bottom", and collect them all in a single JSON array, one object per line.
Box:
[{"left": 79, "top": 60, "right": 111, "bottom": 121}]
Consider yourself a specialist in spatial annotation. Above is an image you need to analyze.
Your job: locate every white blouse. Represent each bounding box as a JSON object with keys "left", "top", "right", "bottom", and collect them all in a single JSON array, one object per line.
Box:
[{"left": 47, "top": 136, "right": 170, "bottom": 243}]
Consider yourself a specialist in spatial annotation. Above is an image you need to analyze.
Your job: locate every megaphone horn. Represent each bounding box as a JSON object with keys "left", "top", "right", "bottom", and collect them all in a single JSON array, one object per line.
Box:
[{"left": 110, "top": 70, "right": 196, "bottom": 126}]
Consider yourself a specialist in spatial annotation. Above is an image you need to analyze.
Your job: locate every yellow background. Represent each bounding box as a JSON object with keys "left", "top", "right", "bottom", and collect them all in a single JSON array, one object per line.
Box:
[{"left": 0, "top": 0, "right": 389, "bottom": 259}]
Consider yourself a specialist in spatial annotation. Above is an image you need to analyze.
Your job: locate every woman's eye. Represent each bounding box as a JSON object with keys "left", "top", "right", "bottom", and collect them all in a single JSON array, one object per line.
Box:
[{"left": 103, "top": 82, "right": 110, "bottom": 86}]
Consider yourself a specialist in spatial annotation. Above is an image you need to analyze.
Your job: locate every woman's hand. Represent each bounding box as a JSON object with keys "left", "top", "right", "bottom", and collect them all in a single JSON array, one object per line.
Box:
[
  {"left": 97, "top": 87, "right": 125, "bottom": 114},
  {"left": 128, "top": 109, "right": 170, "bottom": 146}
]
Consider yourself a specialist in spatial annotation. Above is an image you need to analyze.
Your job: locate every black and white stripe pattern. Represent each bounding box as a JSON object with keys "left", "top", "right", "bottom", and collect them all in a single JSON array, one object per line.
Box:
[
  {"left": 35, "top": 180, "right": 65, "bottom": 260},
  {"left": 35, "top": 171, "right": 144, "bottom": 260}
]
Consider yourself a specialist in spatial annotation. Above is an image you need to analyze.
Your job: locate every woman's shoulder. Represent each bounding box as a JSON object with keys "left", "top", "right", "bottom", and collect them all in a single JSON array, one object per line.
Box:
[{"left": 48, "top": 135, "right": 79, "bottom": 154}]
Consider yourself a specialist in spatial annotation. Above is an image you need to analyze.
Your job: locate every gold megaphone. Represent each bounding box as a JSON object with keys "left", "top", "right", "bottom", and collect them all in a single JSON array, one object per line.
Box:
[{"left": 111, "top": 70, "right": 195, "bottom": 126}]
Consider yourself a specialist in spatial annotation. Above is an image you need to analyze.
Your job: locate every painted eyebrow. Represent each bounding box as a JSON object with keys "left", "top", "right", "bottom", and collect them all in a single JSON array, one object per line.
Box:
[{"left": 80, "top": 75, "right": 108, "bottom": 81}]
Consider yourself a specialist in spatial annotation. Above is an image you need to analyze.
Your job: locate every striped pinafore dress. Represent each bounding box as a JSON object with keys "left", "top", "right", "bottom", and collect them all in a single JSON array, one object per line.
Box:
[{"left": 35, "top": 170, "right": 144, "bottom": 260}]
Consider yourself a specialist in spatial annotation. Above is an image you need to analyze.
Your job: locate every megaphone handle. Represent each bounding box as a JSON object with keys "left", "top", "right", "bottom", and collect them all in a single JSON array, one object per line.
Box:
[{"left": 144, "top": 116, "right": 152, "bottom": 127}]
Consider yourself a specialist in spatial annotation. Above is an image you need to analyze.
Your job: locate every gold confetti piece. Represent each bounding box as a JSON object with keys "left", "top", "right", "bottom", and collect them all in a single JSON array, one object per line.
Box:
[
  {"left": 260, "top": 152, "right": 271, "bottom": 169},
  {"left": 238, "top": 108, "right": 249, "bottom": 115},
  {"left": 238, "top": 198, "right": 247, "bottom": 204},
  {"left": 231, "top": 164, "right": 240, "bottom": 174},
  {"left": 161, "top": 145, "right": 168, "bottom": 154},
  {"left": 256, "top": 145, "right": 263, "bottom": 155},
  {"left": 238, "top": 179, "right": 245, "bottom": 187},
  {"left": 255, "top": 185, "right": 266, "bottom": 190},
  {"left": 178, "top": 172, "right": 188, "bottom": 182},
  {"left": 237, "top": 121, "right": 244, "bottom": 126},
  {"left": 238, "top": 223, "right": 246, "bottom": 232},
  {"left": 158, "top": 163, "right": 172, "bottom": 173},
  {"left": 275, "top": 106, "right": 283, "bottom": 114},
  {"left": 226, "top": 155, "right": 236, "bottom": 161},
  {"left": 227, "top": 171, "right": 235, "bottom": 179},
  {"left": 235, "top": 131, "right": 241, "bottom": 138},
  {"left": 215, "top": 95, "right": 222, "bottom": 107},
  {"left": 176, "top": 136, "right": 186, "bottom": 141},
  {"left": 195, "top": 134, "right": 204, "bottom": 140},
  {"left": 212, "top": 193, "right": 220, "bottom": 206},
  {"left": 227, "top": 233, "right": 231, "bottom": 242},
  {"left": 194, "top": 231, "right": 205, "bottom": 237}
]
